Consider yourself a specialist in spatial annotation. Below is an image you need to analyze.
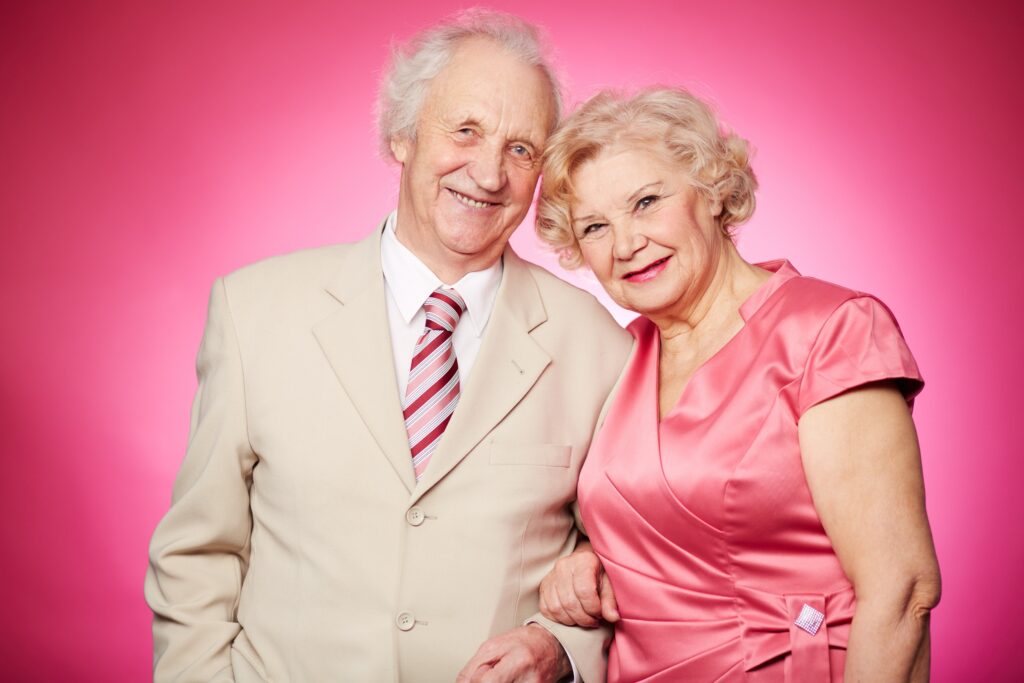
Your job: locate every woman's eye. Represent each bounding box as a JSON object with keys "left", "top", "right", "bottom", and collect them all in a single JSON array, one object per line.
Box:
[
  {"left": 456, "top": 127, "right": 475, "bottom": 137},
  {"left": 582, "top": 223, "right": 606, "bottom": 236},
  {"left": 636, "top": 195, "right": 659, "bottom": 211},
  {"left": 510, "top": 144, "right": 531, "bottom": 158}
]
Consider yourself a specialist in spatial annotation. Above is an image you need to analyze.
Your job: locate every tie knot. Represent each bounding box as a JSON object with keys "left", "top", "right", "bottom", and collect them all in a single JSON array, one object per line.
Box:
[{"left": 423, "top": 287, "right": 465, "bottom": 333}]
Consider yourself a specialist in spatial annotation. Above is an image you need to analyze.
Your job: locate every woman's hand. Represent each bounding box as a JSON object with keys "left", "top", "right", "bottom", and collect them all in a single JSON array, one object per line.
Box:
[
  {"left": 800, "top": 381, "right": 941, "bottom": 682},
  {"left": 539, "top": 541, "right": 619, "bottom": 627}
]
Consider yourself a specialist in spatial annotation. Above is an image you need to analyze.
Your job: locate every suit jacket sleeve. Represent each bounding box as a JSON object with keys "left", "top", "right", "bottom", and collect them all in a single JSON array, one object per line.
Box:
[
  {"left": 526, "top": 333, "right": 634, "bottom": 682},
  {"left": 145, "top": 277, "right": 258, "bottom": 682},
  {"left": 527, "top": 477, "right": 613, "bottom": 682}
]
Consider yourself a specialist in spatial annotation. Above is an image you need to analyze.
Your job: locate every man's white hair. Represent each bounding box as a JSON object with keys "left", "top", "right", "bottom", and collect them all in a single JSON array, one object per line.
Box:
[{"left": 376, "top": 8, "right": 563, "bottom": 161}]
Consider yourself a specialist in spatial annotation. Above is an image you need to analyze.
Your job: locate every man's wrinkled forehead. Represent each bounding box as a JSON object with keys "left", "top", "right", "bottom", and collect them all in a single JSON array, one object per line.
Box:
[{"left": 421, "top": 39, "right": 554, "bottom": 143}]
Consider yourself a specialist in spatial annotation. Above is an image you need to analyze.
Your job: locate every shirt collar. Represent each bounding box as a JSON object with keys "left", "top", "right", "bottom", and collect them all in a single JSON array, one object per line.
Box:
[{"left": 379, "top": 210, "right": 503, "bottom": 337}]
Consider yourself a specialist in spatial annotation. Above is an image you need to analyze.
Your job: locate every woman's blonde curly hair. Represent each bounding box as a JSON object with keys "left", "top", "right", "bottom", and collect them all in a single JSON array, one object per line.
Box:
[{"left": 536, "top": 87, "right": 758, "bottom": 269}]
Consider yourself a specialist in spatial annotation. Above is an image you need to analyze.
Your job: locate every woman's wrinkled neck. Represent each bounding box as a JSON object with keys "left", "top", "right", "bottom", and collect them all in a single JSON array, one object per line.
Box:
[{"left": 652, "top": 240, "right": 767, "bottom": 351}]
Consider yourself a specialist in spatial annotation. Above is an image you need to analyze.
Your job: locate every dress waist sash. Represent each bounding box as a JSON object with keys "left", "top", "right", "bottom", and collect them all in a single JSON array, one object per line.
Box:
[{"left": 736, "top": 583, "right": 855, "bottom": 681}]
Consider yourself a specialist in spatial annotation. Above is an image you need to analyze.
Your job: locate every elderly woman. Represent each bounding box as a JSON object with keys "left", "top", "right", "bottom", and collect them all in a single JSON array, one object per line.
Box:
[{"left": 535, "top": 88, "right": 940, "bottom": 682}]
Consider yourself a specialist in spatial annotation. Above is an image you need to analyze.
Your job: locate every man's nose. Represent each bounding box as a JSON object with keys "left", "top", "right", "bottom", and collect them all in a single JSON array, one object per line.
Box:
[{"left": 467, "top": 142, "right": 507, "bottom": 193}]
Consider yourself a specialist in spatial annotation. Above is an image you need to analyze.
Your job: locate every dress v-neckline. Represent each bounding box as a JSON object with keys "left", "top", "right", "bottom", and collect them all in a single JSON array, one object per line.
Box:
[{"left": 654, "top": 260, "right": 799, "bottom": 424}]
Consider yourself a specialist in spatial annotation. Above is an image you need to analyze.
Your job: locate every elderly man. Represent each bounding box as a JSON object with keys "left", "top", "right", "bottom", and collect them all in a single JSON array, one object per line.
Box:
[{"left": 145, "top": 9, "right": 630, "bottom": 682}]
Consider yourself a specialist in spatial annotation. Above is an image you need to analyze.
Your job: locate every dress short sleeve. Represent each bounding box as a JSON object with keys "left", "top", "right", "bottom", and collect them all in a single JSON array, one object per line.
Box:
[{"left": 798, "top": 296, "right": 923, "bottom": 415}]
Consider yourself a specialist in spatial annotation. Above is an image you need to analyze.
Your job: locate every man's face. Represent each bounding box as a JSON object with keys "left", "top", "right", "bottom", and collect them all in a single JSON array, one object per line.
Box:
[{"left": 392, "top": 37, "right": 555, "bottom": 281}]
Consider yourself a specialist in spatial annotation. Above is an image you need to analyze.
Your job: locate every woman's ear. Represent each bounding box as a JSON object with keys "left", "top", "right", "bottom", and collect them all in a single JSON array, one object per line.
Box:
[{"left": 709, "top": 193, "right": 723, "bottom": 217}]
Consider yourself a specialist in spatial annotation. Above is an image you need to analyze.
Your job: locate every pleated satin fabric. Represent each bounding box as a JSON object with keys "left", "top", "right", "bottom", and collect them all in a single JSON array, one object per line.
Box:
[{"left": 578, "top": 260, "right": 923, "bottom": 682}]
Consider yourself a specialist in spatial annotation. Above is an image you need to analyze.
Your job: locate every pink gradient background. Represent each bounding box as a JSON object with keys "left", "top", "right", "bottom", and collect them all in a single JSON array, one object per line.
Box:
[{"left": 1, "top": 1, "right": 1020, "bottom": 680}]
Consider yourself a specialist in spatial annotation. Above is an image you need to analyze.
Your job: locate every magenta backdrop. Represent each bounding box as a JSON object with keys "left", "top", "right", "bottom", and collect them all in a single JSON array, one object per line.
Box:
[{"left": 2, "top": 1, "right": 1021, "bottom": 680}]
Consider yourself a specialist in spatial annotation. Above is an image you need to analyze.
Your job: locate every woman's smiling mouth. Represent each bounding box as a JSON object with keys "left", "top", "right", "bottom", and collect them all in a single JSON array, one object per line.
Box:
[{"left": 623, "top": 256, "right": 670, "bottom": 282}]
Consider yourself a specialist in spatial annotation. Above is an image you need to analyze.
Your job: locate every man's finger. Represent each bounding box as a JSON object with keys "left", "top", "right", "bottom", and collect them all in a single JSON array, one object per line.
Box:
[
  {"left": 469, "top": 663, "right": 495, "bottom": 683},
  {"left": 457, "top": 646, "right": 497, "bottom": 683},
  {"left": 600, "top": 571, "right": 620, "bottom": 622},
  {"left": 455, "top": 662, "right": 485, "bottom": 683},
  {"left": 478, "top": 654, "right": 519, "bottom": 683}
]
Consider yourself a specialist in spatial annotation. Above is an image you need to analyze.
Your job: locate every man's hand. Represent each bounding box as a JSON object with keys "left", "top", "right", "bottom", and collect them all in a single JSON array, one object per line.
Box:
[
  {"left": 456, "top": 624, "right": 571, "bottom": 683},
  {"left": 539, "top": 543, "right": 618, "bottom": 627}
]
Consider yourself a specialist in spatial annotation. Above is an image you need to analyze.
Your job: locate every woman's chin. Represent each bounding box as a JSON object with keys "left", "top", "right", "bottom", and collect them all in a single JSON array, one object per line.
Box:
[
  {"left": 612, "top": 287, "right": 684, "bottom": 318},
  {"left": 615, "top": 298, "right": 673, "bottom": 319}
]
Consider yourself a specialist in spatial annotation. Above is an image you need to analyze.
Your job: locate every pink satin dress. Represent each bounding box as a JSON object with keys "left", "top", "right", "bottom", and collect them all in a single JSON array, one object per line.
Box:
[{"left": 578, "top": 261, "right": 923, "bottom": 682}]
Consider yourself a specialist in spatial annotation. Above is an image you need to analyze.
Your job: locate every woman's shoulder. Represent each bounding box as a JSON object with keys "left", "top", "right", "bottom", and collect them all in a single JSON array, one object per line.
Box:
[
  {"left": 769, "top": 269, "right": 895, "bottom": 332},
  {"left": 775, "top": 274, "right": 922, "bottom": 413},
  {"left": 759, "top": 267, "right": 915, "bottom": 376},
  {"left": 781, "top": 272, "right": 866, "bottom": 309}
]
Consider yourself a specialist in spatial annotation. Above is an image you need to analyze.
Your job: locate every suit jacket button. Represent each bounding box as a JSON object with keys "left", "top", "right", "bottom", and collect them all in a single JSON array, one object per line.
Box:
[
  {"left": 396, "top": 612, "right": 415, "bottom": 631},
  {"left": 406, "top": 507, "right": 425, "bottom": 526}
]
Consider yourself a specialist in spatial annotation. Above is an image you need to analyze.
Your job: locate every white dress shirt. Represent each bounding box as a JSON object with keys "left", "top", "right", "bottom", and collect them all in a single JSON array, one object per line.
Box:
[
  {"left": 380, "top": 210, "right": 503, "bottom": 398},
  {"left": 379, "top": 210, "right": 581, "bottom": 682}
]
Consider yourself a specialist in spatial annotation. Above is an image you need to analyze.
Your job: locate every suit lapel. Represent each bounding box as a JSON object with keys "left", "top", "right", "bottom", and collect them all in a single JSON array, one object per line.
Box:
[
  {"left": 312, "top": 224, "right": 416, "bottom": 493},
  {"left": 412, "top": 248, "right": 551, "bottom": 500}
]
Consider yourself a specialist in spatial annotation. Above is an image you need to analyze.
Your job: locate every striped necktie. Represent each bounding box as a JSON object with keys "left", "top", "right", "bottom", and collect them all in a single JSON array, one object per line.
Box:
[{"left": 403, "top": 287, "right": 466, "bottom": 481}]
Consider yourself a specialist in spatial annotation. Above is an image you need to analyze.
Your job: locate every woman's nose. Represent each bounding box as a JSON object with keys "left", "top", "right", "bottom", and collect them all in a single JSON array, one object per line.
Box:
[{"left": 613, "top": 223, "right": 646, "bottom": 260}]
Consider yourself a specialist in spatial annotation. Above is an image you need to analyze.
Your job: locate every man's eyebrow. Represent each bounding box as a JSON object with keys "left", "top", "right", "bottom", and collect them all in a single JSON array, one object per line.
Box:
[
  {"left": 501, "top": 130, "right": 541, "bottom": 148},
  {"left": 451, "top": 115, "right": 481, "bottom": 127}
]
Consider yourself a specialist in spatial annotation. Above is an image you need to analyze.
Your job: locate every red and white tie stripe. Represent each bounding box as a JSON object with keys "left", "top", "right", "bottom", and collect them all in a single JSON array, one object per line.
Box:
[{"left": 403, "top": 287, "right": 466, "bottom": 481}]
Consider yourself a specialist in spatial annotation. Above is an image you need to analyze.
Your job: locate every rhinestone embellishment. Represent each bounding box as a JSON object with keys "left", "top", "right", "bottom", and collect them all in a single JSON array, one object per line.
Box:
[{"left": 794, "top": 603, "right": 824, "bottom": 636}]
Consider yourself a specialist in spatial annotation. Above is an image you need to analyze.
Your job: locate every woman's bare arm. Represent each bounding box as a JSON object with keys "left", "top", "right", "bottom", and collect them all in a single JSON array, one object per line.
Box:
[{"left": 800, "top": 381, "right": 941, "bottom": 682}]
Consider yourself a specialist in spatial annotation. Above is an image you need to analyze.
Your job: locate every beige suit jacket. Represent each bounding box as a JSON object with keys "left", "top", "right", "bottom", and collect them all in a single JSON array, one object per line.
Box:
[{"left": 145, "top": 225, "right": 632, "bottom": 682}]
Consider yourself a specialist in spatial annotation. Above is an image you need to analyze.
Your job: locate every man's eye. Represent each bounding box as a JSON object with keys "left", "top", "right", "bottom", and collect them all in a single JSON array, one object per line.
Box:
[
  {"left": 636, "top": 195, "right": 659, "bottom": 210},
  {"left": 456, "top": 127, "right": 475, "bottom": 137}
]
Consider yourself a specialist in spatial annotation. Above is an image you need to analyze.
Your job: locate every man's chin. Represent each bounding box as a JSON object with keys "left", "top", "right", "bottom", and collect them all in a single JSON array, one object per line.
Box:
[
  {"left": 442, "top": 239, "right": 507, "bottom": 262},
  {"left": 437, "top": 226, "right": 514, "bottom": 260}
]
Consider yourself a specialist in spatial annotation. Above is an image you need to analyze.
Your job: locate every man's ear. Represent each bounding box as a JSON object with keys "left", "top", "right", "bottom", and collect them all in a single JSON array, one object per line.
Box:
[{"left": 390, "top": 136, "right": 410, "bottom": 164}]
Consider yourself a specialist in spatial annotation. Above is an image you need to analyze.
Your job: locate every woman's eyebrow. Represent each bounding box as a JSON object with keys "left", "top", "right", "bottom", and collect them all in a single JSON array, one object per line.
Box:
[
  {"left": 572, "top": 181, "right": 664, "bottom": 225},
  {"left": 573, "top": 212, "right": 602, "bottom": 225},
  {"left": 625, "top": 182, "right": 662, "bottom": 205}
]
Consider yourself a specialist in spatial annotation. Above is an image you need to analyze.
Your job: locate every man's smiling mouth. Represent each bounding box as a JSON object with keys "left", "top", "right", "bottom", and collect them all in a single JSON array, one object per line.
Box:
[{"left": 449, "top": 189, "right": 497, "bottom": 209}]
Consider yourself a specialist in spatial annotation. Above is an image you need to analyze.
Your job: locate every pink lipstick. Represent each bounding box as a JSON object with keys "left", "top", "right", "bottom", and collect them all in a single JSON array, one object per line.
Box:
[{"left": 623, "top": 257, "right": 669, "bottom": 283}]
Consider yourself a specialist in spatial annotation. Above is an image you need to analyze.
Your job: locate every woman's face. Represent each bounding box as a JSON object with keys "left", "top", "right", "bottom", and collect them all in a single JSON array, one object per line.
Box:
[{"left": 570, "top": 144, "right": 725, "bottom": 318}]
